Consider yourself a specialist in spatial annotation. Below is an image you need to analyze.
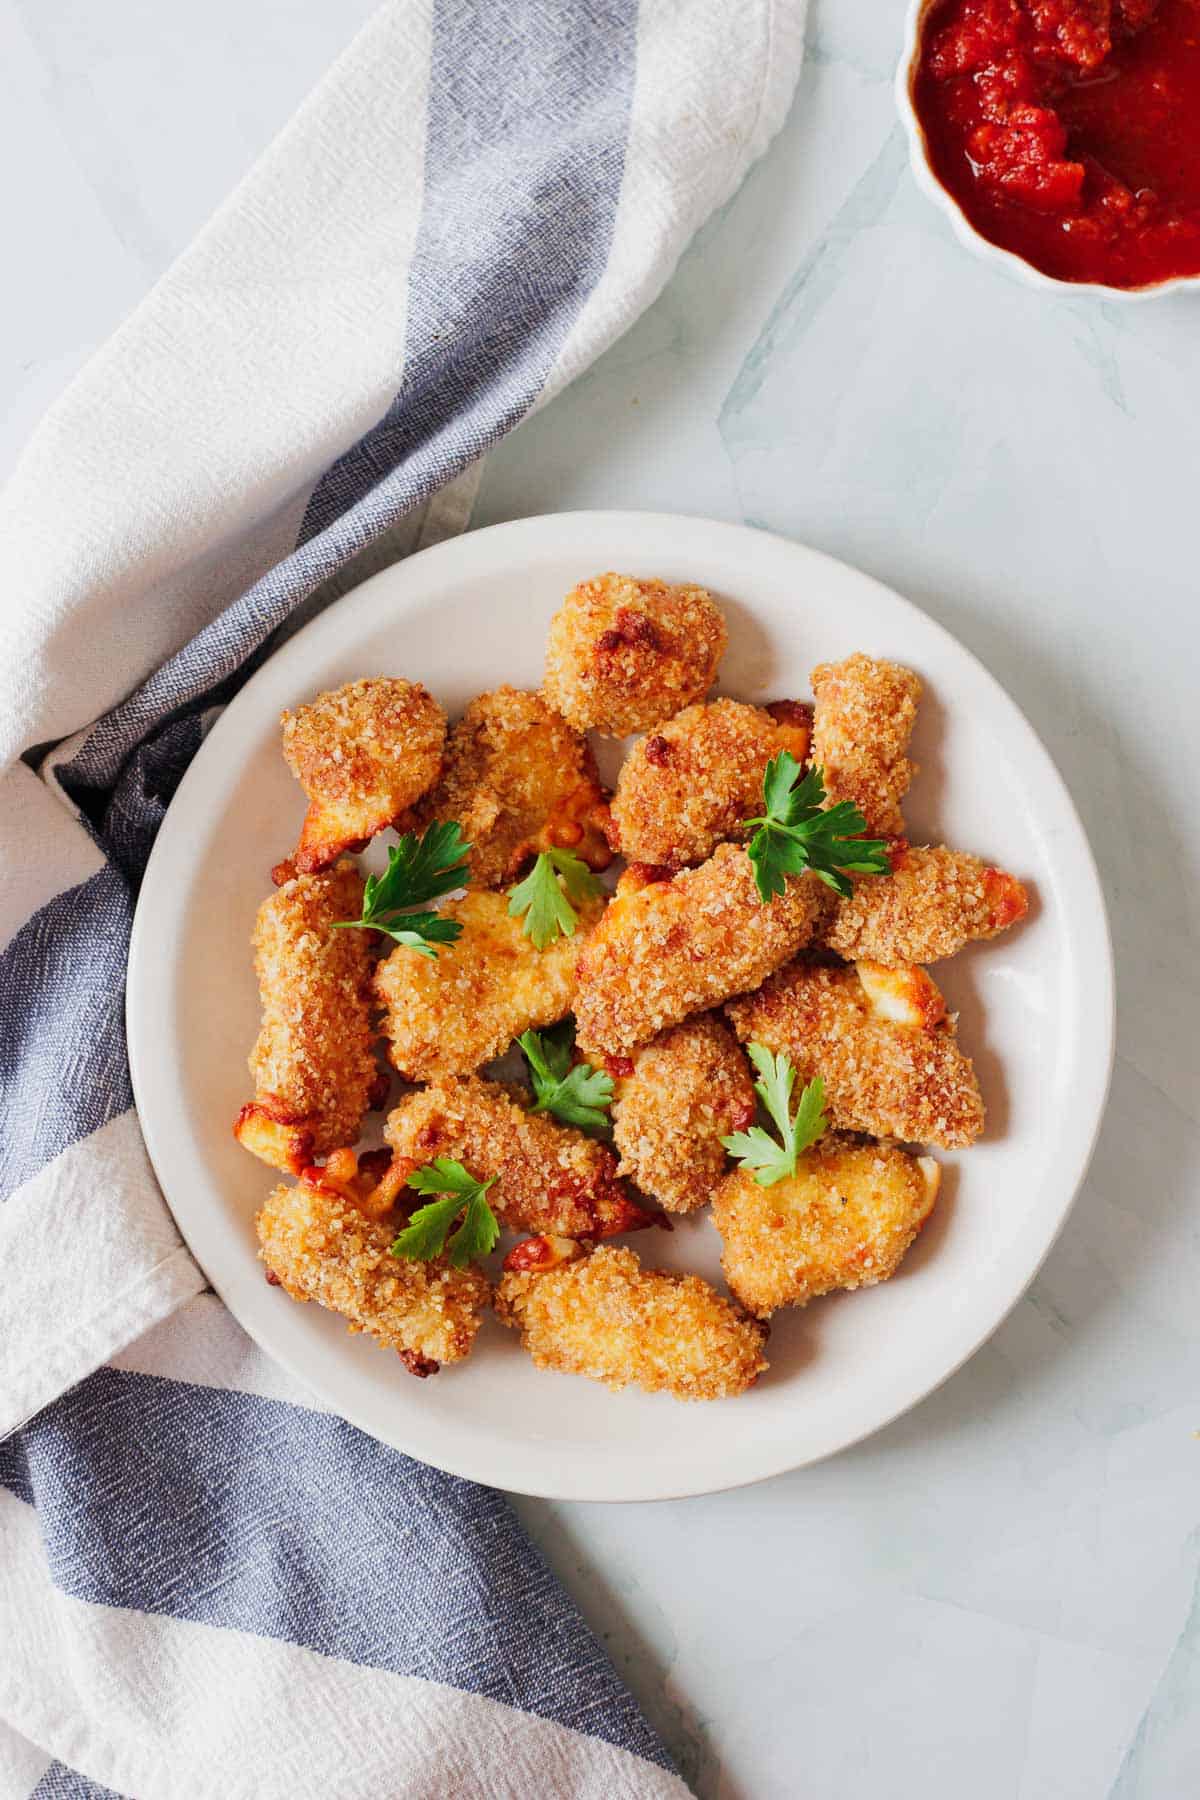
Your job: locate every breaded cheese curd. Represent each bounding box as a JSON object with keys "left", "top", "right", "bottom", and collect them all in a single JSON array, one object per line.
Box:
[
  {"left": 385, "top": 1076, "right": 654, "bottom": 1239},
  {"left": 543, "top": 572, "right": 727, "bottom": 736},
  {"left": 574, "top": 845, "right": 822, "bottom": 1057},
  {"left": 726, "top": 958, "right": 984, "bottom": 1149},
  {"left": 810, "top": 654, "right": 921, "bottom": 836},
  {"left": 713, "top": 1135, "right": 940, "bottom": 1316},
  {"left": 376, "top": 887, "right": 602, "bottom": 1080},
  {"left": 280, "top": 677, "right": 446, "bottom": 875},
  {"left": 610, "top": 1013, "right": 756, "bottom": 1213},
  {"left": 495, "top": 1242, "right": 768, "bottom": 1399},
  {"left": 257, "top": 1162, "right": 489, "bottom": 1374},
  {"left": 235, "top": 862, "right": 380, "bottom": 1174},
  {"left": 823, "top": 842, "right": 1028, "bottom": 964},
  {"left": 609, "top": 697, "right": 813, "bottom": 868},
  {"left": 419, "top": 686, "right": 612, "bottom": 887}
]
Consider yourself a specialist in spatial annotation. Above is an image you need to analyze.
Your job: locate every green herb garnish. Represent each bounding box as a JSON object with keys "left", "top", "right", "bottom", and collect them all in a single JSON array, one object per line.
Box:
[
  {"left": 743, "top": 754, "right": 890, "bottom": 902},
  {"left": 517, "top": 1021, "right": 614, "bottom": 1131},
  {"left": 507, "top": 847, "right": 605, "bottom": 950},
  {"left": 390, "top": 1157, "right": 499, "bottom": 1268},
  {"left": 721, "top": 1045, "right": 828, "bottom": 1186},
  {"left": 335, "top": 820, "right": 471, "bottom": 956}
]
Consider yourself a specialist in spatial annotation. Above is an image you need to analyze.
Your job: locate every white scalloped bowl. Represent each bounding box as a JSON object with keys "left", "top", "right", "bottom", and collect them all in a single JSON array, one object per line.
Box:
[{"left": 896, "top": 0, "right": 1200, "bottom": 302}]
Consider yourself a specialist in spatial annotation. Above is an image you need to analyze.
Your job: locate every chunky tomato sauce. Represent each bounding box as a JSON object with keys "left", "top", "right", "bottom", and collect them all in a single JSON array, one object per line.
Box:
[{"left": 912, "top": 0, "right": 1200, "bottom": 287}]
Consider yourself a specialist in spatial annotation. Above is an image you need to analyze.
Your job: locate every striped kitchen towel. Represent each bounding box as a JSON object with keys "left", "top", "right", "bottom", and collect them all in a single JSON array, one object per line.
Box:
[{"left": 0, "top": 1, "right": 805, "bottom": 1793}]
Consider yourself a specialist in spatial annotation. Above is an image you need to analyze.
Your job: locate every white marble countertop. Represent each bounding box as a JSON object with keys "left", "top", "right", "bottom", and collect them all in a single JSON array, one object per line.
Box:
[{"left": 6, "top": 2, "right": 1199, "bottom": 1796}]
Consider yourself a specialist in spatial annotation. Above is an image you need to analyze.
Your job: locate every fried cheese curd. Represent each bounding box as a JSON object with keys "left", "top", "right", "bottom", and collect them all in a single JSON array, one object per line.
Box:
[
  {"left": 609, "top": 1013, "right": 756, "bottom": 1213},
  {"left": 713, "top": 1136, "right": 941, "bottom": 1318},
  {"left": 727, "top": 958, "right": 984, "bottom": 1150},
  {"left": 823, "top": 842, "right": 1029, "bottom": 964},
  {"left": 279, "top": 677, "right": 446, "bottom": 875},
  {"left": 235, "top": 862, "right": 381, "bottom": 1175},
  {"left": 417, "top": 686, "right": 611, "bottom": 887},
  {"left": 385, "top": 1076, "right": 654, "bottom": 1239},
  {"left": 257, "top": 1153, "right": 488, "bottom": 1374},
  {"left": 810, "top": 653, "right": 921, "bottom": 836},
  {"left": 375, "top": 887, "right": 603, "bottom": 1080},
  {"left": 495, "top": 1241, "right": 768, "bottom": 1400},
  {"left": 543, "top": 572, "right": 727, "bottom": 737},
  {"left": 573, "top": 845, "right": 822, "bottom": 1058},
  {"left": 608, "top": 697, "right": 813, "bottom": 868}
]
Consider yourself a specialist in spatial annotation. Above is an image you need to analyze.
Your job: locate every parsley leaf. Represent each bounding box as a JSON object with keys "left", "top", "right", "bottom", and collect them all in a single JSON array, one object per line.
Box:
[
  {"left": 334, "top": 821, "right": 471, "bottom": 956},
  {"left": 390, "top": 1157, "right": 499, "bottom": 1269},
  {"left": 742, "top": 754, "right": 891, "bottom": 902},
  {"left": 507, "top": 848, "right": 605, "bottom": 950},
  {"left": 721, "top": 1045, "right": 829, "bottom": 1186},
  {"left": 518, "top": 1021, "right": 614, "bottom": 1131}
]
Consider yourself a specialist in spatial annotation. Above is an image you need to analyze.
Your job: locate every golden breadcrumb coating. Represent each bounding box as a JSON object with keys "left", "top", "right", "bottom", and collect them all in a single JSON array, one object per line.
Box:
[
  {"left": 573, "top": 845, "right": 822, "bottom": 1058},
  {"left": 256, "top": 1167, "right": 489, "bottom": 1370},
  {"left": 235, "top": 863, "right": 380, "bottom": 1174},
  {"left": 823, "top": 842, "right": 1029, "bottom": 963},
  {"left": 543, "top": 572, "right": 727, "bottom": 736},
  {"left": 608, "top": 698, "right": 813, "bottom": 869},
  {"left": 280, "top": 677, "right": 446, "bottom": 874},
  {"left": 609, "top": 1014, "right": 756, "bottom": 1213},
  {"left": 712, "top": 1136, "right": 940, "bottom": 1317},
  {"left": 385, "top": 1076, "right": 653, "bottom": 1239},
  {"left": 810, "top": 654, "right": 921, "bottom": 836},
  {"left": 375, "top": 887, "right": 602, "bottom": 1080},
  {"left": 495, "top": 1243, "right": 768, "bottom": 1400},
  {"left": 417, "top": 686, "right": 612, "bottom": 887},
  {"left": 726, "top": 958, "right": 984, "bottom": 1149}
]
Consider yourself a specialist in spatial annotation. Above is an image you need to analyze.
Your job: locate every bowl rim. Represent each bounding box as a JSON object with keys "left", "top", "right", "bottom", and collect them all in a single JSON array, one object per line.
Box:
[{"left": 895, "top": 0, "right": 1200, "bottom": 302}]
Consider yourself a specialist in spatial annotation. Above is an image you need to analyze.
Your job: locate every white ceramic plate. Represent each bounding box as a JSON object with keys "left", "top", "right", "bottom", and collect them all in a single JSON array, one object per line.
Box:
[{"left": 127, "top": 512, "right": 1113, "bottom": 1502}]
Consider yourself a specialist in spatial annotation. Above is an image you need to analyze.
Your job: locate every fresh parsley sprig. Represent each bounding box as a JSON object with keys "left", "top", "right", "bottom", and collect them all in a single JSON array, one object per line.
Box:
[
  {"left": 507, "top": 847, "right": 605, "bottom": 950},
  {"left": 518, "top": 1021, "right": 614, "bottom": 1131},
  {"left": 743, "top": 754, "right": 891, "bottom": 903},
  {"left": 335, "top": 820, "right": 471, "bottom": 957},
  {"left": 721, "top": 1045, "right": 828, "bottom": 1186},
  {"left": 390, "top": 1157, "right": 499, "bottom": 1268}
]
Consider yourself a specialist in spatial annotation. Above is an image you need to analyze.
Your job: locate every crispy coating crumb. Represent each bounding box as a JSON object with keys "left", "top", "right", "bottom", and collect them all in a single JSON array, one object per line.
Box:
[
  {"left": 712, "top": 1136, "right": 940, "bottom": 1317},
  {"left": 235, "top": 863, "right": 378, "bottom": 1173},
  {"left": 280, "top": 678, "right": 446, "bottom": 873},
  {"left": 376, "top": 887, "right": 602, "bottom": 1080},
  {"left": 609, "top": 698, "right": 812, "bottom": 868},
  {"left": 824, "top": 843, "right": 1029, "bottom": 963},
  {"left": 495, "top": 1244, "right": 768, "bottom": 1399},
  {"left": 811, "top": 654, "right": 921, "bottom": 836},
  {"left": 256, "top": 1170, "right": 489, "bottom": 1367},
  {"left": 543, "top": 572, "right": 727, "bottom": 736},
  {"left": 385, "top": 1076, "right": 653, "bottom": 1238},
  {"left": 574, "top": 845, "right": 822, "bottom": 1057},
  {"left": 610, "top": 1014, "right": 756, "bottom": 1213},
  {"left": 726, "top": 958, "right": 984, "bottom": 1149},
  {"left": 417, "top": 686, "right": 611, "bottom": 887}
]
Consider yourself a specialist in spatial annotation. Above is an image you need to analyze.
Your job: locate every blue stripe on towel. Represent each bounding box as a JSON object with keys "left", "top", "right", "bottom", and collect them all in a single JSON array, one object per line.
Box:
[
  {"left": 31, "top": 1767, "right": 126, "bottom": 1800},
  {"left": 0, "top": 867, "right": 133, "bottom": 1200},
  {"left": 56, "top": 0, "right": 636, "bottom": 806},
  {"left": 0, "top": 1440, "right": 33, "bottom": 1503},
  {"left": 1, "top": 1368, "right": 673, "bottom": 1770},
  {"left": 300, "top": 0, "right": 638, "bottom": 536}
]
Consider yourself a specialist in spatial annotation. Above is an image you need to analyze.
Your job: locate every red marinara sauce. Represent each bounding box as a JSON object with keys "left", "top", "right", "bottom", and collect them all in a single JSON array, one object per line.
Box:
[{"left": 912, "top": 0, "right": 1200, "bottom": 288}]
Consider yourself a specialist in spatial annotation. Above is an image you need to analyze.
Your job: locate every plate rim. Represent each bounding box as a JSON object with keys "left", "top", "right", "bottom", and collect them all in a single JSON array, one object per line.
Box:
[{"left": 127, "top": 509, "right": 1115, "bottom": 1502}]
